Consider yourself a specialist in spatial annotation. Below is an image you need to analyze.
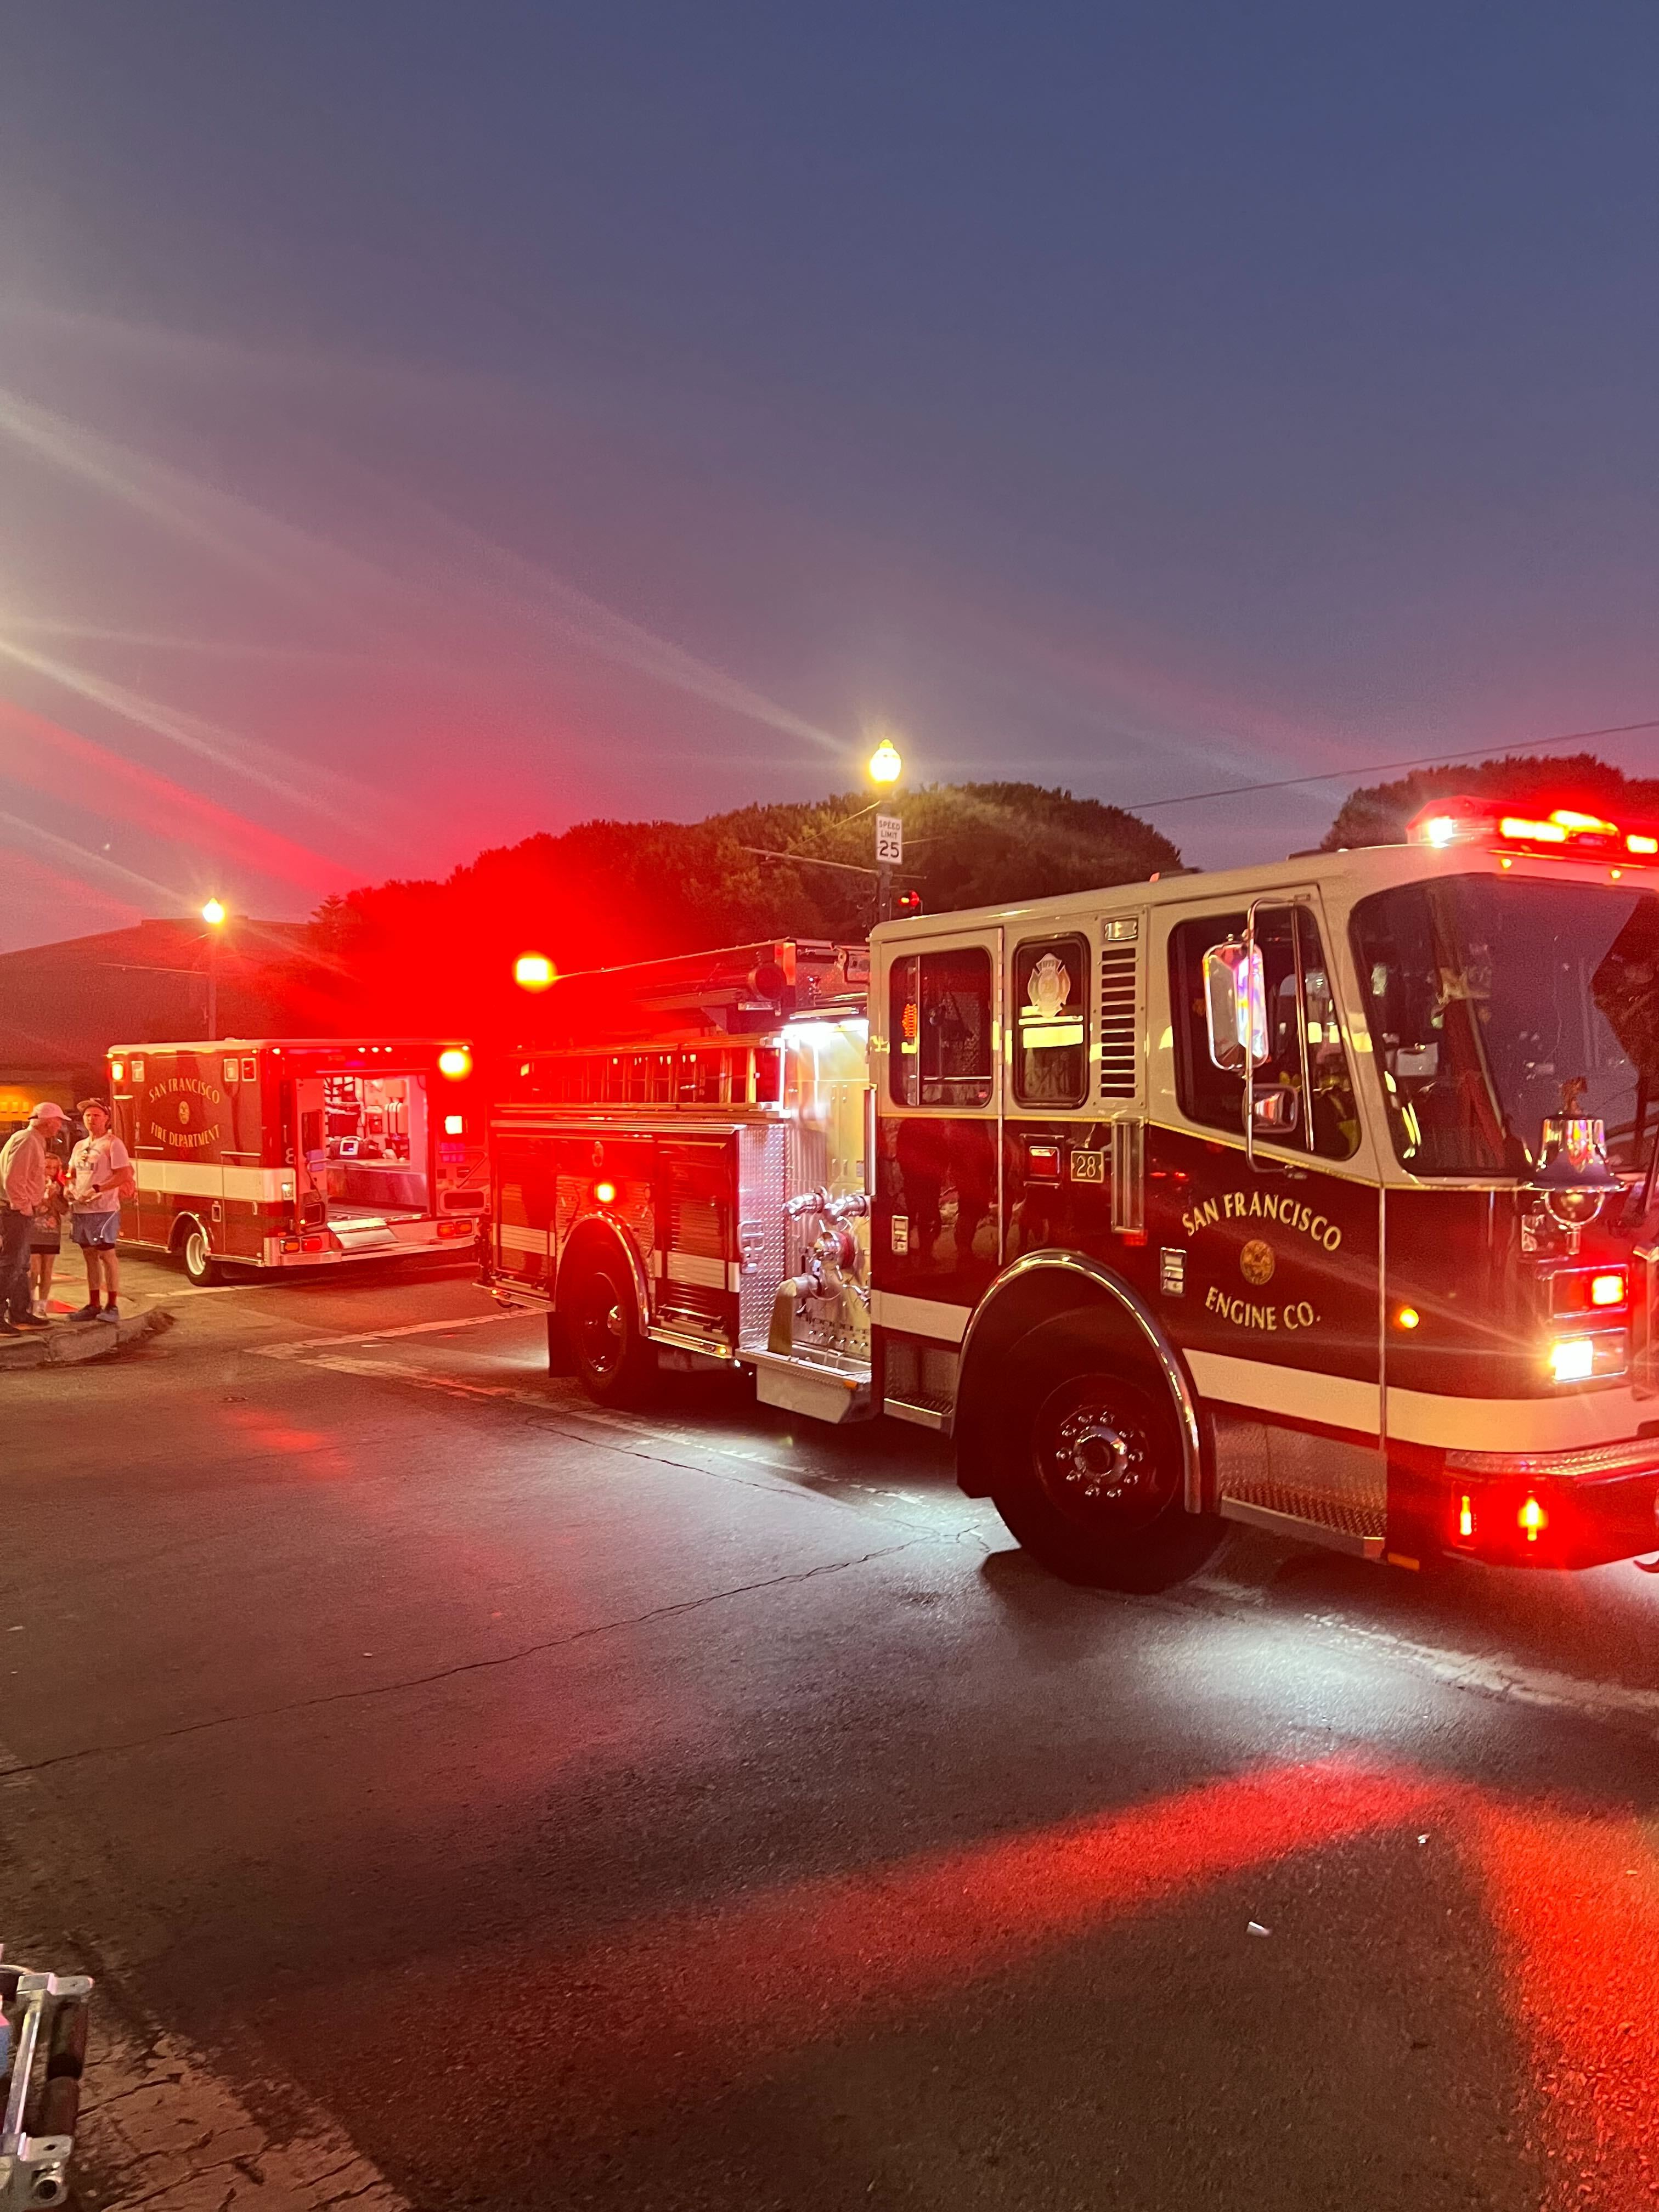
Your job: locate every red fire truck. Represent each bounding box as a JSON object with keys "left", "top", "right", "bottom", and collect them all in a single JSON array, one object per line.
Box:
[
  {"left": 109, "top": 1037, "right": 486, "bottom": 1282},
  {"left": 484, "top": 798, "right": 1659, "bottom": 1588}
]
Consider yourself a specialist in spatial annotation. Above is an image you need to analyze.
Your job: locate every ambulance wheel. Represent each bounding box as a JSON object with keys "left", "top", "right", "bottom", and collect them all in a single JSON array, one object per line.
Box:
[
  {"left": 181, "top": 1221, "right": 221, "bottom": 1287},
  {"left": 565, "top": 1250, "right": 657, "bottom": 1407},
  {"left": 990, "top": 1331, "right": 1222, "bottom": 1593}
]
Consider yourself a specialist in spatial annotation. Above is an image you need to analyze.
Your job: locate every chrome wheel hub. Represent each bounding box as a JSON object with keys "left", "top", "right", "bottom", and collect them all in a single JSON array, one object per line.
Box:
[{"left": 1049, "top": 1408, "right": 1142, "bottom": 1504}]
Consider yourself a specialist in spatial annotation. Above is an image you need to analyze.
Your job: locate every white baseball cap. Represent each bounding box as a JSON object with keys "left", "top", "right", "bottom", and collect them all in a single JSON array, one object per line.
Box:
[{"left": 30, "top": 1102, "right": 67, "bottom": 1124}]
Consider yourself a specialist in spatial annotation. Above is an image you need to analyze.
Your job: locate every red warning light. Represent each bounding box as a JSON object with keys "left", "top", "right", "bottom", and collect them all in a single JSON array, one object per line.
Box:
[
  {"left": 1408, "top": 797, "right": 1659, "bottom": 863},
  {"left": 437, "top": 1047, "right": 472, "bottom": 1080},
  {"left": 593, "top": 1180, "right": 618, "bottom": 1206},
  {"left": 1518, "top": 1494, "right": 1549, "bottom": 1543},
  {"left": 515, "top": 952, "right": 556, "bottom": 992}
]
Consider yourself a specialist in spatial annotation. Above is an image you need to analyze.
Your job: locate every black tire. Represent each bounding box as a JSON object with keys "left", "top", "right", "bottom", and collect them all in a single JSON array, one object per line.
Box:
[
  {"left": 563, "top": 1248, "right": 658, "bottom": 1407},
  {"left": 986, "top": 1318, "right": 1224, "bottom": 1593},
  {"left": 180, "top": 1221, "right": 220, "bottom": 1286}
]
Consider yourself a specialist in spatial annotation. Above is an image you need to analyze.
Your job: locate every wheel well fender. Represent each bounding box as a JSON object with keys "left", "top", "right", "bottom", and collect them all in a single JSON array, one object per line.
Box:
[
  {"left": 555, "top": 1216, "right": 651, "bottom": 1328},
  {"left": 170, "top": 1212, "right": 205, "bottom": 1252},
  {"left": 953, "top": 1251, "right": 1203, "bottom": 1509}
]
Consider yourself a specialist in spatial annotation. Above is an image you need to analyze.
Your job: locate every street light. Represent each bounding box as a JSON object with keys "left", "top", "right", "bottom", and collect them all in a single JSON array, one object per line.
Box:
[
  {"left": 201, "top": 898, "right": 228, "bottom": 1039},
  {"left": 864, "top": 741, "right": 907, "bottom": 923},
  {"left": 514, "top": 951, "right": 556, "bottom": 992}
]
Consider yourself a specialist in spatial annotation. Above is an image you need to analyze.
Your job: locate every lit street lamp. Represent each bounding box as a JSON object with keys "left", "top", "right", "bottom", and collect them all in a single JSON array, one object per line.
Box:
[
  {"left": 201, "top": 898, "right": 228, "bottom": 1040},
  {"left": 866, "top": 738, "right": 905, "bottom": 921},
  {"left": 867, "top": 738, "right": 902, "bottom": 786}
]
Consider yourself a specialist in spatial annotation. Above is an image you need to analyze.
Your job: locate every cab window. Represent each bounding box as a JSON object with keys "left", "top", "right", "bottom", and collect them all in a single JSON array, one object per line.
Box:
[
  {"left": 1012, "top": 934, "right": 1088, "bottom": 1109},
  {"left": 889, "top": 947, "right": 994, "bottom": 1108},
  {"left": 1170, "top": 907, "right": 1361, "bottom": 1160}
]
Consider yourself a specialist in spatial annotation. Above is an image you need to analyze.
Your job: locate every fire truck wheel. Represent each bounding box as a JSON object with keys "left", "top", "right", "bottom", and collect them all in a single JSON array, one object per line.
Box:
[
  {"left": 180, "top": 1221, "right": 221, "bottom": 1287},
  {"left": 565, "top": 1250, "right": 658, "bottom": 1406},
  {"left": 994, "top": 1350, "right": 1222, "bottom": 1592}
]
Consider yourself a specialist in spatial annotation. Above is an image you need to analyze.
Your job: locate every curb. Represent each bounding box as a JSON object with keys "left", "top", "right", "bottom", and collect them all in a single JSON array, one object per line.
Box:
[{"left": 0, "top": 1306, "right": 174, "bottom": 1374}]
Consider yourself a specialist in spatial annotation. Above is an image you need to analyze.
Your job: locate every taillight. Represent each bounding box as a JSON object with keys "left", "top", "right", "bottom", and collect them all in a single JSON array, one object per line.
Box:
[
  {"left": 1551, "top": 1267, "right": 1629, "bottom": 1316},
  {"left": 593, "top": 1180, "right": 617, "bottom": 1206}
]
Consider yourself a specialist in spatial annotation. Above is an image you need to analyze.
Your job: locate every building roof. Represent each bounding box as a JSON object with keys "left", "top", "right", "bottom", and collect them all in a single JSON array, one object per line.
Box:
[{"left": 0, "top": 917, "right": 309, "bottom": 1073}]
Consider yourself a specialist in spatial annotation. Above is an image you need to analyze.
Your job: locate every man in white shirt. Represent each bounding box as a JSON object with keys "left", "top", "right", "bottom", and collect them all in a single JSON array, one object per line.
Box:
[
  {"left": 1, "top": 1102, "right": 67, "bottom": 1334},
  {"left": 68, "top": 1099, "right": 132, "bottom": 1324}
]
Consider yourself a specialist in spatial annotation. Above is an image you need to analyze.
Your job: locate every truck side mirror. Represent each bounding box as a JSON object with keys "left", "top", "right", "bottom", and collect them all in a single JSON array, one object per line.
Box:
[
  {"left": 1250, "top": 1083, "right": 1300, "bottom": 1133},
  {"left": 1203, "top": 941, "right": 1267, "bottom": 1072}
]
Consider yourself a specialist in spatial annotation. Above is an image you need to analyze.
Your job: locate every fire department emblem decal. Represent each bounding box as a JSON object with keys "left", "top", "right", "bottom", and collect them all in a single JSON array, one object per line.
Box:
[
  {"left": 178, "top": 1099, "right": 191, "bottom": 1126},
  {"left": 1239, "top": 1238, "right": 1275, "bottom": 1287},
  {"left": 1026, "top": 953, "right": 1071, "bottom": 1020}
]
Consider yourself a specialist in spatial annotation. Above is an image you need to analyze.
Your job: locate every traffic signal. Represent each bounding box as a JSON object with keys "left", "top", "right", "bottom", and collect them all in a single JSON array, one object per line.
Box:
[{"left": 894, "top": 890, "right": 924, "bottom": 918}]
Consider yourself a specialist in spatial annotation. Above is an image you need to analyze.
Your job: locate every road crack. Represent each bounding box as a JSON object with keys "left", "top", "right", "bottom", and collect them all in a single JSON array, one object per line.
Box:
[{"left": 0, "top": 1540, "right": 929, "bottom": 1781}]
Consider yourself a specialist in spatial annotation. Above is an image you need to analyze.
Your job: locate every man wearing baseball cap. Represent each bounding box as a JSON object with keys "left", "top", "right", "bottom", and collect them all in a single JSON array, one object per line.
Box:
[{"left": 0, "top": 1102, "right": 67, "bottom": 1333}]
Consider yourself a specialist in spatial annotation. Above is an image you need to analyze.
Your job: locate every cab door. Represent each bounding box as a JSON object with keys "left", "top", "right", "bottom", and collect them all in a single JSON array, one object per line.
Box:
[{"left": 1155, "top": 889, "right": 1387, "bottom": 1548}]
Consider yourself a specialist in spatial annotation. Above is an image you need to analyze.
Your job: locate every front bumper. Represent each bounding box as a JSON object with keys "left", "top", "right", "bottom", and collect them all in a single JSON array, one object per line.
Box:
[{"left": 1441, "top": 1436, "right": 1659, "bottom": 1568}]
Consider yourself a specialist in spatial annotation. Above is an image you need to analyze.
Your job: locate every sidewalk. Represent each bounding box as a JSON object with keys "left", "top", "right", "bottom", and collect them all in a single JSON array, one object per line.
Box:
[{"left": 0, "top": 1297, "right": 173, "bottom": 1371}]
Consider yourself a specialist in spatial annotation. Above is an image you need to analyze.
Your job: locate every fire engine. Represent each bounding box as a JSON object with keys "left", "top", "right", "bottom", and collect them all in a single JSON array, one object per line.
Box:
[
  {"left": 108, "top": 1037, "right": 486, "bottom": 1282},
  {"left": 484, "top": 797, "right": 1659, "bottom": 1588}
]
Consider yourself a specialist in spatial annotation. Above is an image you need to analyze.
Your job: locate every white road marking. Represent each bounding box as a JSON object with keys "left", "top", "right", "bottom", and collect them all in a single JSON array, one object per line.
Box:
[
  {"left": 255, "top": 1308, "right": 533, "bottom": 1357},
  {"left": 1191, "top": 1573, "right": 1659, "bottom": 1741},
  {"left": 0, "top": 1735, "right": 409, "bottom": 2212}
]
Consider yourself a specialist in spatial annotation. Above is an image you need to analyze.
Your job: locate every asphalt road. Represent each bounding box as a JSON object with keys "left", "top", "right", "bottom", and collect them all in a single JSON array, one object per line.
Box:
[{"left": 5, "top": 1254, "right": 1659, "bottom": 2211}]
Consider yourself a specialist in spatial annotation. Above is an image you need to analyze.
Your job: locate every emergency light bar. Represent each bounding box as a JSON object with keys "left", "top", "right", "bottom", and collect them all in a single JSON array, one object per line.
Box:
[{"left": 1407, "top": 795, "right": 1659, "bottom": 862}]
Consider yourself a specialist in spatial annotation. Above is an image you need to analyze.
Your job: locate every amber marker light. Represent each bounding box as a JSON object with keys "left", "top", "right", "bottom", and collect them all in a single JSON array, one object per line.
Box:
[
  {"left": 515, "top": 951, "right": 556, "bottom": 991},
  {"left": 437, "top": 1047, "right": 472, "bottom": 1080},
  {"left": 1395, "top": 1305, "right": 1421, "bottom": 1330}
]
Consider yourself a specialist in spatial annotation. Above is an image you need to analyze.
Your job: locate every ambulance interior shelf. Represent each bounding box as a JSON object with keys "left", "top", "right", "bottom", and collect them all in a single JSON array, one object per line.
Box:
[{"left": 308, "top": 1073, "right": 431, "bottom": 1218}]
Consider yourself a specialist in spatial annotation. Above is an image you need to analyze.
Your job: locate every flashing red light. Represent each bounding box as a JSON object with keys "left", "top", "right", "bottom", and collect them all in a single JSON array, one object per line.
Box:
[
  {"left": 437, "top": 1047, "right": 472, "bottom": 1080},
  {"left": 1457, "top": 1493, "right": 1475, "bottom": 1542},
  {"left": 515, "top": 952, "right": 556, "bottom": 992},
  {"left": 593, "top": 1179, "right": 618, "bottom": 1206},
  {"left": 1408, "top": 797, "right": 1659, "bottom": 863},
  {"left": 1518, "top": 1493, "right": 1549, "bottom": 1543},
  {"left": 1592, "top": 1270, "right": 1628, "bottom": 1307}
]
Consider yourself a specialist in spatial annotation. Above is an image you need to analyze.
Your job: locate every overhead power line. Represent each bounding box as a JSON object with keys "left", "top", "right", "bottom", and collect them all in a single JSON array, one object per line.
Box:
[{"left": 1122, "top": 716, "right": 1659, "bottom": 814}]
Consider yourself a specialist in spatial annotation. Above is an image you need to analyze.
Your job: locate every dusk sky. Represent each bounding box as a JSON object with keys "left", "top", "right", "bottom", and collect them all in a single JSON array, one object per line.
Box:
[{"left": 3, "top": 3, "right": 1658, "bottom": 950}]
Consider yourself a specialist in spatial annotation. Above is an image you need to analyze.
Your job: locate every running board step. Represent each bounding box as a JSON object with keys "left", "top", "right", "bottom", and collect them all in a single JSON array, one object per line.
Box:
[{"left": 1218, "top": 1496, "right": 1385, "bottom": 1560}]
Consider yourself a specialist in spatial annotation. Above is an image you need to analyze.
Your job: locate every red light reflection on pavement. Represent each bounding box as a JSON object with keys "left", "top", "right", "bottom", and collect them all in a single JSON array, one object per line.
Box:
[
  {"left": 543, "top": 1759, "right": 1434, "bottom": 2096},
  {"left": 1464, "top": 1798, "right": 1659, "bottom": 2207},
  {"left": 526, "top": 1756, "right": 1657, "bottom": 2208}
]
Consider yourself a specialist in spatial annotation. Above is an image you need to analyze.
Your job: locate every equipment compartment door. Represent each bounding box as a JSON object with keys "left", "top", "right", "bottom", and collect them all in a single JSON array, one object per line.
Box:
[
  {"left": 286, "top": 1078, "right": 328, "bottom": 1229},
  {"left": 874, "top": 927, "right": 1003, "bottom": 1318}
]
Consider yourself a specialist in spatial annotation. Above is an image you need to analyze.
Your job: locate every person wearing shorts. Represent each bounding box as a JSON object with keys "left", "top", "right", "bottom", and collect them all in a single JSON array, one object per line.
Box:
[{"left": 68, "top": 1099, "right": 131, "bottom": 1324}]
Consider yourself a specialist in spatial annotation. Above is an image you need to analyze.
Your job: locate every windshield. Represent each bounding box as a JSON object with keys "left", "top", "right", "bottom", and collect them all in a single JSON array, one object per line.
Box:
[{"left": 1351, "top": 876, "right": 1659, "bottom": 1177}]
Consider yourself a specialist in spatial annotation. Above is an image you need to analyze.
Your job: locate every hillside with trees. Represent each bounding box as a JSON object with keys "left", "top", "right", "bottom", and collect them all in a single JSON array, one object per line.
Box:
[
  {"left": 270, "top": 782, "right": 1182, "bottom": 1037},
  {"left": 1321, "top": 751, "right": 1659, "bottom": 850}
]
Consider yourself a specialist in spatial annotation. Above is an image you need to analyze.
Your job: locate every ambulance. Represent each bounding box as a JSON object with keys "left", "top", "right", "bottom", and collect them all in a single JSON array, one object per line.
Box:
[
  {"left": 108, "top": 1037, "right": 486, "bottom": 1282},
  {"left": 484, "top": 797, "right": 1659, "bottom": 1588}
]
